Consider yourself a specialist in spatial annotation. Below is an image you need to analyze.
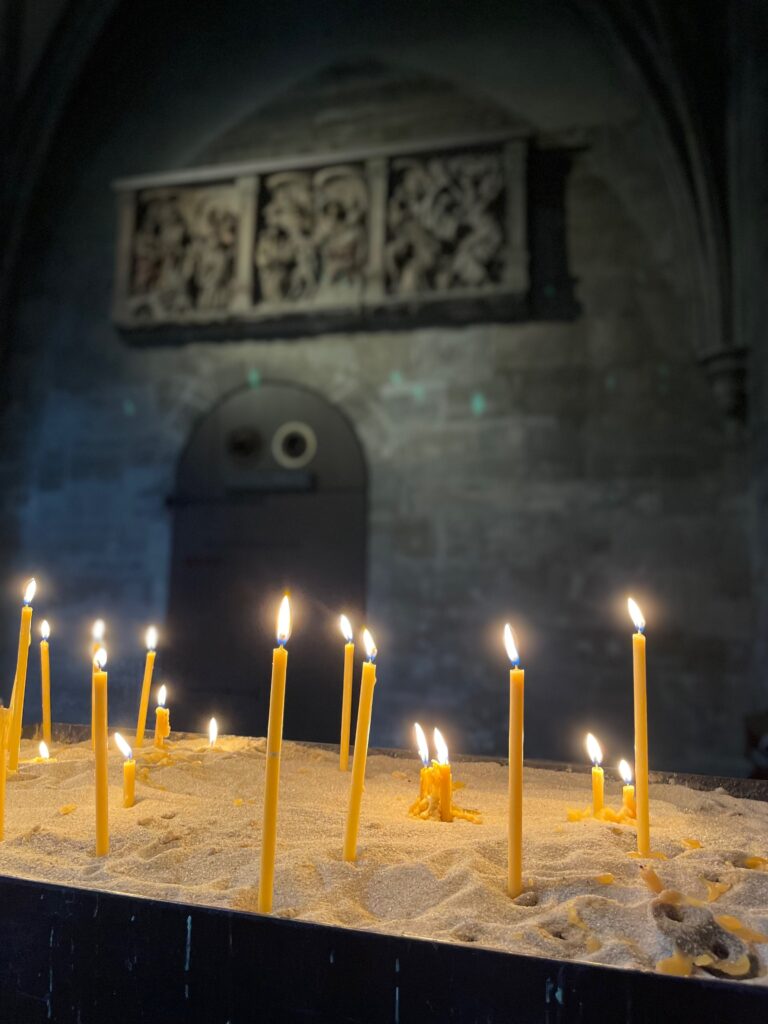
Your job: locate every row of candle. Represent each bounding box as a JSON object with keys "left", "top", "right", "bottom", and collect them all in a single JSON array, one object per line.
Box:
[{"left": 3, "top": 579, "right": 653, "bottom": 910}]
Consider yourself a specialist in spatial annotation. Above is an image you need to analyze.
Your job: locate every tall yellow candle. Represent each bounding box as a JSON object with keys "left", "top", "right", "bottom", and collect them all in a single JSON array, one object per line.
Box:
[
  {"left": 339, "top": 614, "right": 355, "bottom": 772},
  {"left": 0, "top": 707, "right": 10, "bottom": 840},
  {"left": 505, "top": 623, "right": 524, "bottom": 898},
  {"left": 115, "top": 733, "right": 135, "bottom": 808},
  {"left": 8, "top": 578, "right": 36, "bottom": 772},
  {"left": 90, "top": 619, "right": 105, "bottom": 751},
  {"left": 40, "top": 620, "right": 52, "bottom": 746},
  {"left": 153, "top": 684, "right": 170, "bottom": 748},
  {"left": 433, "top": 727, "right": 453, "bottom": 822},
  {"left": 619, "top": 759, "right": 636, "bottom": 816},
  {"left": 343, "top": 628, "right": 378, "bottom": 862},
  {"left": 135, "top": 626, "right": 158, "bottom": 748},
  {"left": 586, "top": 733, "right": 604, "bottom": 814},
  {"left": 628, "top": 598, "right": 650, "bottom": 855},
  {"left": 258, "top": 595, "right": 291, "bottom": 913},
  {"left": 93, "top": 647, "right": 109, "bottom": 856}
]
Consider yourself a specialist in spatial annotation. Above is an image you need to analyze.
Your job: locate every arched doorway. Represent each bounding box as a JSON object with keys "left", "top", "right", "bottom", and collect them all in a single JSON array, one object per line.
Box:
[{"left": 166, "top": 382, "right": 367, "bottom": 742}]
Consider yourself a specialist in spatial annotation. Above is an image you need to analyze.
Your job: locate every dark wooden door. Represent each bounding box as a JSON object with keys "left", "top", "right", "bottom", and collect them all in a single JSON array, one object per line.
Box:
[{"left": 166, "top": 383, "right": 366, "bottom": 742}]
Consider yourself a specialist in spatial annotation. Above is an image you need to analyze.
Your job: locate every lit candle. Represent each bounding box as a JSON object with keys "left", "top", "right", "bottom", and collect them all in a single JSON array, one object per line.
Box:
[
  {"left": 414, "top": 722, "right": 432, "bottom": 798},
  {"left": 114, "top": 732, "right": 135, "bottom": 808},
  {"left": 93, "top": 647, "right": 109, "bottom": 856},
  {"left": 0, "top": 707, "right": 10, "bottom": 839},
  {"left": 258, "top": 595, "right": 291, "bottom": 913},
  {"left": 209, "top": 717, "right": 218, "bottom": 749},
  {"left": 628, "top": 597, "right": 650, "bottom": 856},
  {"left": 8, "top": 578, "right": 36, "bottom": 772},
  {"left": 343, "top": 627, "right": 378, "bottom": 862},
  {"left": 153, "top": 685, "right": 170, "bottom": 748},
  {"left": 40, "top": 620, "right": 52, "bottom": 746},
  {"left": 504, "top": 623, "right": 524, "bottom": 898},
  {"left": 433, "top": 727, "right": 453, "bottom": 823},
  {"left": 338, "top": 614, "right": 355, "bottom": 772},
  {"left": 135, "top": 626, "right": 158, "bottom": 748},
  {"left": 35, "top": 741, "right": 51, "bottom": 763},
  {"left": 619, "top": 759, "right": 636, "bottom": 817},
  {"left": 90, "top": 619, "right": 105, "bottom": 751},
  {"left": 586, "top": 733, "right": 604, "bottom": 815}
]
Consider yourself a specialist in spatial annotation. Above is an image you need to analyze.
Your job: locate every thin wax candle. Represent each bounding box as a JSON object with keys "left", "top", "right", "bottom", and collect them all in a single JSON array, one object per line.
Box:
[
  {"left": 338, "top": 614, "right": 355, "bottom": 772},
  {"left": 135, "top": 626, "right": 158, "bottom": 748},
  {"left": 505, "top": 623, "right": 524, "bottom": 898},
  {"left": 115, "top": 733, "right": 135, "bottom": 808},
  {"left": 586, "top": 733, "right": 604, "bottom": 815},
  {"left": 8, "top": 578, "right": 36, "bottom": 772},
  {"left": 258, "top": 595, "right": 291, "bottom": 913},
  {"left": 93, "top": 647, "right": 109, "bottom": 856},
  {"left": 343, "top": 628, "right": 378, "bottom": 862},
  {"left": 628, "top": 598, "right": 650, "bottom": 856}
]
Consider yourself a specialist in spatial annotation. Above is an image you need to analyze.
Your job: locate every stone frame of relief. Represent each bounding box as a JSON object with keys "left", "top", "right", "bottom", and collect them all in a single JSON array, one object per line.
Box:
[{"left": 113, "top": 133, "right": 574, "bottom": 341}]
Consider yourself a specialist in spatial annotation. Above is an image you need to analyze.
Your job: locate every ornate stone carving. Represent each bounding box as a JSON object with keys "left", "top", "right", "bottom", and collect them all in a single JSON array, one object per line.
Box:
[
  {"left": 112, "top": 135, "right": 545, "bottom": 336},
  {"left": 255, "top": 165, "right": 368, "bottom": 305},
  {"left": 128, "top": 185, "right": 239, "bottom": 318},
  {"left": 385, "top": 150, "right": 506, "bottom": 295}
]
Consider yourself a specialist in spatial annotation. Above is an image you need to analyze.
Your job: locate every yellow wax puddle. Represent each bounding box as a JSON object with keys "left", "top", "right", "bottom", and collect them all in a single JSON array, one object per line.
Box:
[
  {"left": 657, "top": 948, "right": 693, "bottom": 977},
  {"left": 595, "top": 873, "right": 615, "bottom": 885},
  {"left": 743, "top": 856, "right": 768, "bottom": 870},
  {"left": 704, "top": 879, "right": 731, "bottom": 903},
  {"left": 566, "top": 805, "right": 635, "bottom": 824},
  {"left": 681, "top": 837, "right": 702, "bottom": 849},
  {"left": 639, "top": 866, "right": 664, "bottom": 893},
  {"left": 716, "top": 915, "right": 768, "bottom": 944},
  {"left": 57, "top": 803, "right": 76, "bottom": 815},
  {"left": 693, "top": 952, "right": 753, "bottom": 977},
  {"left": 628, "top": 850, "right": 667, "bottom": 860},
  {"left": 567, "top": 905, "right": 602, "bottom": 953}
]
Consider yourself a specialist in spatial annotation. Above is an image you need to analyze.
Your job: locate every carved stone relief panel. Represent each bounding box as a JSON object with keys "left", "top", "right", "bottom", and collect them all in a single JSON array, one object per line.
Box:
[
  {"left": 254, "top": 164, "right": 368, "bottom": 306},
  {"left": 126, "top": 185, "right": 240, "bottom": 320},
  {"left": 112, "top": 134, "right": 571, "bottom": 338},
  {"left": 385, "top": 150, "right": 506, "bottom": 296}
]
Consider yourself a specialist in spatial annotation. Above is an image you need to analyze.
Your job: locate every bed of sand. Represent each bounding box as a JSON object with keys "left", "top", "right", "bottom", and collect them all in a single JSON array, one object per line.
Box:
[{"left": 2, "top": 734, "right": 768, "bottom": 984}]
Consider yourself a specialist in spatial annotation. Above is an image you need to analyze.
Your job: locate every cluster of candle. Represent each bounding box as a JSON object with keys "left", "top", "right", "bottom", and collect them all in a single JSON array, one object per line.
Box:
[
  {"left": 410, "top": 724, "right": 454, "bottom": 821},
  {"left": 0, "top": 577, "right": 655, "bottom": 912},
  {"left": 566, "top": 734, "right": 637, "bottom": 822}
]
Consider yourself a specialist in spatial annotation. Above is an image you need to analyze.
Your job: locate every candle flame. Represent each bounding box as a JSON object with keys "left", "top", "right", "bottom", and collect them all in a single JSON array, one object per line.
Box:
[
  {"left": 92, "top": 618, "right": 106, "bottom": 642},
  {"left": 276, "top": 595, "right": 291, "bottom": 644},
  {"left": 38, "top": 741, "right": 50, "bottom": 760},
  {"left": 24, "top": 578, "right": 36, "bottom": 604},
  {"left": 114, "top": 732, "right": 132, "bottom": 760},
  {"left": 627, "top": 597, "right": 645, "bottom": 632},
  {"left": 414, "top": 722, "right": 429, "bottom": 766},
  {"left": 586, "top": 732, "right": 602, "bottom": 766},
  {"left": 433, "top": 727, "right": 449, "bottom": 766},
  {"left": 93, "top": 646, "right": 107, "bottom": 669},
  {"left": 209, "top": 717, "right": 218, "bottom": 747},
  {"left": 40, "top": 620, "right": 50, "bottom": 640},
  {"left": 503, "top": 623, "right": 520, "bottom": 665},
  {"left": 339, "top": 614, "right": 353, "bottom": 643},
  {"left": 362, "top": 627, "right": 377, "bottom": 660},
  {"left": 145, "top": 625, "right": 158, "bottom": 651},
  {"left": 618, "top": 759, "right": 633, "bottom": 784},
  {"left": 157, "top": 684, "right": 167, "bottom": 707}
]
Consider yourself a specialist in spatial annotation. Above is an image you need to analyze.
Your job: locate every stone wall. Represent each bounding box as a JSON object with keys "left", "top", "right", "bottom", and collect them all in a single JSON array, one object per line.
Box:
[{"left": 0, "top": 0, "right": 752, "bottom": 772}]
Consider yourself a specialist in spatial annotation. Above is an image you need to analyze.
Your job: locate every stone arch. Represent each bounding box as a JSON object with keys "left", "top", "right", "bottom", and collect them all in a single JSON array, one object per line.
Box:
[{"left": 165, "top": 380, "right": 367, "bottom": 741}]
